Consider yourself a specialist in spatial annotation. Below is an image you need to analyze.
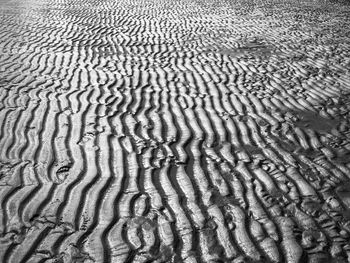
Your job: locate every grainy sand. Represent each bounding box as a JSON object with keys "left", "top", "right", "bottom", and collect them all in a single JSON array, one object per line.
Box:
[{"left": 1, "top": 0, "right": 350, "bottom": 262}]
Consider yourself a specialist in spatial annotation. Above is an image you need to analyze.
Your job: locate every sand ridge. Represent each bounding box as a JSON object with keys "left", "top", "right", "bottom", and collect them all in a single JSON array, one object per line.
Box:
[{"left": 1, "top": 0, "right": 350, "bottom": 262}]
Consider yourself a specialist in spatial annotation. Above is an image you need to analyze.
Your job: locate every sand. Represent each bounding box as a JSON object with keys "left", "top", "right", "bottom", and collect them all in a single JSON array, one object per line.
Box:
[{"left": 1, "top": 0, "right": 350, "bottom": 262}]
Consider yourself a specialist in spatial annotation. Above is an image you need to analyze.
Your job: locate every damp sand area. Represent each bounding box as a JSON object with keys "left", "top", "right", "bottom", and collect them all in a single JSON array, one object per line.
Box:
[{"left": 1, "top": 0, "right": 350, "bottom": 262}]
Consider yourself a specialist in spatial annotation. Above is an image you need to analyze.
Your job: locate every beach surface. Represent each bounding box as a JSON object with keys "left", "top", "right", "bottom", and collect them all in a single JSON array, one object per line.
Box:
[{"left": 1, "top": 0, "right": 350, "bottom": 262}]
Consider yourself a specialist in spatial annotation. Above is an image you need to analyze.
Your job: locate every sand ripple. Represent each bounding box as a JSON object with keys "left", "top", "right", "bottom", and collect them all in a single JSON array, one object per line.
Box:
[{"left": 1, "top": 0, "right": 350, "bottom": 262}]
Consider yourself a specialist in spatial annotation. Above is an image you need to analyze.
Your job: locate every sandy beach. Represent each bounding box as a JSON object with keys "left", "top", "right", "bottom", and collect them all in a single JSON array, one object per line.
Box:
[{"left": 1, "top": 0, "right": 350, "bottom": 262}]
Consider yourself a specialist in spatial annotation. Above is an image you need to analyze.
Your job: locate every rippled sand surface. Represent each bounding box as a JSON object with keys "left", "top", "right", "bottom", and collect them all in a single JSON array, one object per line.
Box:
[{"left": 1, "top": 0, "right": 350, "bottom": 262}]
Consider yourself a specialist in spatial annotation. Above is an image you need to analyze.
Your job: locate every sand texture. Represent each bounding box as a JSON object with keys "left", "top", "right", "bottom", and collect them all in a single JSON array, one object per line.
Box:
[{"left": 1, "top": 0, "right": 350, "bottom": 262}]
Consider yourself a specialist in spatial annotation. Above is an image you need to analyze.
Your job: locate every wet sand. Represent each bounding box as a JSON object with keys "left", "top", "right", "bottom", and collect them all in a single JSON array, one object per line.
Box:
[{"left": 1, "top": 0, "right": 350, "bottom": 262}]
